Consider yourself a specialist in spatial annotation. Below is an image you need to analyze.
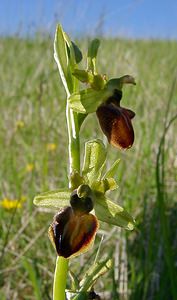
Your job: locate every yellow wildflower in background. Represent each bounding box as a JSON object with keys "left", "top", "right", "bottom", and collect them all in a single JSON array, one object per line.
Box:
[
  {"left": 15, "top": 120, "right": 25, "bottom": 130},
  {"left": 1, "top": 199, "right": 22, "bottom": 209},
  {"left": 46, "top": 143, "right": 57, "bottom": 152},
  {"left": 0, "top": 196, "right": 26, "bottom": 210},
  {"left": 26, "top": 163, "right": 34, "bottom": 172}
]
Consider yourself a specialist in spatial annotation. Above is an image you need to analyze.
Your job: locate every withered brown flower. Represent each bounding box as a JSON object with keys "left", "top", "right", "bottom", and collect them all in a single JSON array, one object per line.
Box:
[{"left": 96, "top": 89, "right": 135, "bottom": 149}]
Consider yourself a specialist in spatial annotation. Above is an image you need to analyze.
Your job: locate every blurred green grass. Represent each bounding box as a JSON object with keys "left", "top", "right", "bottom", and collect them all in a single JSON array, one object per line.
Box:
[{"left": 0, "top": 36, "right": 177, "bottom": 299}]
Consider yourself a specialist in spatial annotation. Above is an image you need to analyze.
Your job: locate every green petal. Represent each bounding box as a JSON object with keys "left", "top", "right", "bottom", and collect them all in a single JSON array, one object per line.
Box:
[
  {"left": 68, "top": 88, "right": 112, "bottom": 114},
  {"left": 33, "top": 189, "right": 70, "bottom": 208},
  {"left": 82, "top": 139, "right": 107, "bottom": 185},
  {"left": 94, "top": 196, "right": 135, "bottom": 230}
]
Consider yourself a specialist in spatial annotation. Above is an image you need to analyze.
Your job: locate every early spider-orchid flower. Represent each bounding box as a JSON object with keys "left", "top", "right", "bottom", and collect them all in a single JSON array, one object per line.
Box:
[
  {"left": 34, "top": 140, "right": 135, "bottom": 259},
  {"left": 96, "top": 89, "right": 135, "bottom": 149}
]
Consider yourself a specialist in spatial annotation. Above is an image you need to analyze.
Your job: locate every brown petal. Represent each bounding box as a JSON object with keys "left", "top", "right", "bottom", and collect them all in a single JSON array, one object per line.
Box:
[
  {"left": 48, "top": 207, "right": 98, "bottom": 258},
  {"left": 96, "top": 103, "right": 135, "bottom": 149}
]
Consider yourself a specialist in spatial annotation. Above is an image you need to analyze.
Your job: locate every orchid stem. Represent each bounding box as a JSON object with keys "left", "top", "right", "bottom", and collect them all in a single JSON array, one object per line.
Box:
[
  {"left": 66, "top": 103, "right": 80, "bottom": 174},
  {"left": 53, "top": 257, "right": 69, "bottom": 300},
  {"left": 53, "top": 92, "right": 80, "bottom": 299}
]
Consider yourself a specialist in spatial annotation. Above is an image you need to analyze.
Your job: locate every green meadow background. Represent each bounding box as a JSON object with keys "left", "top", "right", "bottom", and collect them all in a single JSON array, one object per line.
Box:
[{"left": 0, "top": 35, "right": 177, "bottom": 299}]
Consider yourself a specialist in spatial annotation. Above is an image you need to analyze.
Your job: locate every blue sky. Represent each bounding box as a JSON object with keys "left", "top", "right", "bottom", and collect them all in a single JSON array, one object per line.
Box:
[{"left": 0, "top": 0, "right": 177, "bottom": 39}]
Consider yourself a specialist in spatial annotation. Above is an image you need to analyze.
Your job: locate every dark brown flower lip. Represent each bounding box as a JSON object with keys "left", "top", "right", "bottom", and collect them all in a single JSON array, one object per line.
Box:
[
  {"left": 96, "top": 101, "right": 135, "bottom": 150},
  {"left": 48, "top": 206, "right": 98, "bottom": 258}
]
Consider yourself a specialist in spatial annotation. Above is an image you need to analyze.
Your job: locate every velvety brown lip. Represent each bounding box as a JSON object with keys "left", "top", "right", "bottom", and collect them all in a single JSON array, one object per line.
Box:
[
  {"left": 48, "top": 207, "right": 98, "bottom": 258},
  {"left": 96, "top": 102, "right": 135, "bottom": 149}
]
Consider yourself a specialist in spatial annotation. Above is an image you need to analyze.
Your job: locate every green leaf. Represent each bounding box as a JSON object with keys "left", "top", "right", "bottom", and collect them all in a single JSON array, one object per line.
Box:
[
  {"left": 94, "top": 196, "right": 135, "bottom": 230},
  {"left": 54, "top": 24, "right": 69, "bottom": 92},
  {"left": 92, "top": 178, "right": 118, "bottom": 194},
  {"left": 69, "top": 270, "right": 80, "bottom": 291},
  {"left": 87, "top": 39, "right": 100, "bottom": 74},
  {"left": 82, "top": 139, "right": 107, "bottom": 184},
  {"left": 103, "top": 159, "right": 120, "bottom": 179},
  {"left": 68, "top": 88, "right": 112, "bottom": 114},
  {"left": 79, "top": 257, "right": 112, "bottom": 291},
  {"left": 33, "top": 189, "right": 70, "bottom": 208},
  {"left": 71, "top": 292, "right": 88, "bottom": 300}
]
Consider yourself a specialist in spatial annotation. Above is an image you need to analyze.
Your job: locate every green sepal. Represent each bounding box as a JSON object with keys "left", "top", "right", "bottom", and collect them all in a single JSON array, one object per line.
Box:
[
  {"left": 103, "top": 159, "right": 120, "bottom": 179},
  {"left": 106, "top": 75, "right": 136, "bottom": 91},
  {"left": 91, "top": 178, "right": 118, "bottom": 194},
  {"left": 33, "top": 189, "right": 70, "bottom": 208},
  {"left": 82, "top": 139, "right": 106, "bottom": 184},
  {"left": 68, "top": 88, "right": 112, "bottom": 114},
  {"left": 94, "top": 196, "right": 135, "bottom": 230},
  {"left": 87, "top": 39, "right": 100, "bottom": 73},
  {"left": 79, "top": 257, "right": 112, "bottom": 291}
]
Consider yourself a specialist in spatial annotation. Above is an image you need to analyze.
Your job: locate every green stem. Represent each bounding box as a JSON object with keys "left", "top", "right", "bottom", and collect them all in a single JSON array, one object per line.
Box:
[
  {"left": 66, "top": 103, "right": 80, "bottom": 174},
  {"left": 53, "top": 257, "right": 69, "bottom": 300},
  {"left": 53, "top": 99, "right": 80, "bottom": 300}
]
